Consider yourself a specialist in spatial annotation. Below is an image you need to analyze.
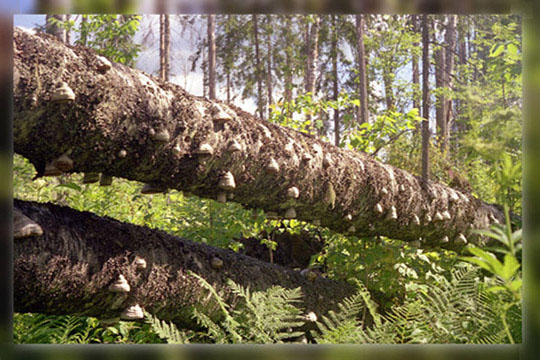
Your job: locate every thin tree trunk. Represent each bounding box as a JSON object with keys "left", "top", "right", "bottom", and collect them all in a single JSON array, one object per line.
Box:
[
  {"left": 305, "top": 15, "right": 320, "bottom": 133},
  {"left": 14, "top": 199, "right": 354, "bottom": 325},
  {"left": 284, "top": 16, "right": 294, "bottom": 119},
  {"left": 412, "top": 15, "right": 420, "bottom": 112},
  {"left": 355, "top": 14, "right": 369, "bottom": 125},
  {"left": 13, "top": 27, "right": 506, "bottom": 250},
  {"left": 253, "top": 15, "right": 264, "bottom": 119},
  {"left": 332, "top": 15, "right": 340, "bottom": 146},
  {"left": 434, "top": 44, "right": 446, "bottom": 147},
  {"left": 65, "top": 14, "right": 70, "bottom": 44},
  {"left": 207, "top": 14, "right": 216, "bottom": 100},
  {"left": 443, "top": 15, "right": 456, "bottom": 152},
  {"left": 421, "top": 15, "right": 430, "bottom": 181},
  {"left": 80, "top": 15, "right": 88, "bottom": 46},
  {"left": 265, "top": 16, "right": 274, "bottom": 120},
  {"left": 159, "top": 15, "right": 170, "bottom": 82}
]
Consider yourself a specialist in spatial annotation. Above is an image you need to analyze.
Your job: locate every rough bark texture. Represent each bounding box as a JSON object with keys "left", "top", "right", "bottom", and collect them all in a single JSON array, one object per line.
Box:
[
  {"left": 435, "top": 45, "right": 447, "bottom": 146},
  {"left": 421, "top": 15, "right": 431, "bottom": 181},
  {"left": 13, "top": 27, "right": 505, "bottom": 251},
  {"left": 443, "top": 15, "right": 456, "bottom": 151},
  {"left": 252, "top": 15, "right": 264, "bottom": 120},
  {"left": 331, "top": 15, "right": 340, "bottom": 146},
  {"left": 207, "top": 14, "right": 216, "bottom": 100},
  {"left": 14, "top": 199, "right": 353, "bottom": 325},
  {"left": 159, "top": 14, "right": 170, "bottom": 82},
  {"left": 265, "top": 16, "right": 273, "bottom": 120},
  {"left": 355, "top": 14, "right": 369, "bottom": 125}
]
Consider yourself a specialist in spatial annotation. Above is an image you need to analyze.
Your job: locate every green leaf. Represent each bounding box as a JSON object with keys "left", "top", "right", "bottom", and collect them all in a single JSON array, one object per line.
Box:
[
  {"left": 56, "top": 183, "right": 82, "bottom": 192},
  {"left": 489, "top": 44, "right": 505, "bottom": 58}
]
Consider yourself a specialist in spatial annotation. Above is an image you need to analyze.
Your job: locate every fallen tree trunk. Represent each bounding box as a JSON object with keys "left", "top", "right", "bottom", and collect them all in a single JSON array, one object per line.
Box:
[
  {"left": 13, "top": 27, "right": 504, "bottom": 250},
  {"left": 14, "top": 199, "right": 354, "bottom": 325}
]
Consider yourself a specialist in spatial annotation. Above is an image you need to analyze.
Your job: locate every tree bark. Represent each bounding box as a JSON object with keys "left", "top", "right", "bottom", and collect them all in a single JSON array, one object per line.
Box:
[
  {"left": 305, "top": 15, "right": 320, "bottom": 133},
  {"left": 355, "top": 14, "right": 369, "bottom": 125},
  {"left": 14, "top": 199, "right": 353, "bottom": 325},
  {"left": 13, "top": 27, "right": 505, "bottom": 251},
  {"left": 265, "top": 16, "right": 274, "bottom": 120},
  {"left": 207, "top": 14, "right": 216, "bottom": 100},
  {"left": 412, "top": 15, "right": 420, "bottom": 112},
  {"left": 159, "top": 14, "right": 170, "bottom": 82},
  {"left": 331, "top": 15, "right": 340, "bottom": 146},
  {"left": 252, "top": 15, "right": 264, "bottom": 119},
  {"left": 434, "top": 44, "right": 446, "bottom": 147},
  {"left": 443, "top": 15, "right": 456, "bottom": 152},
  {"left": 421, "top": 15, "right": 431, "bottom": 181}
]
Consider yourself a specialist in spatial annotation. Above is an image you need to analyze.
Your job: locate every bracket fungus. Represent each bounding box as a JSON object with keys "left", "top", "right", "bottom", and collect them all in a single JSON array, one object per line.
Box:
[
  {"left": 347, "top": 225, "right": 356, "bottom": 233},
  {"left": 211, "top": 104, "right": 234, "bottom": 124},
  {"left": 433, "top": 212, "right": 444, "bottom": 222},
  {"left": 211, "top": 257, "right": 224, "bottom": 269},
  {"left": 141, "top": 182, "right": 167, "bottom": 194},
  {"left": 227, "top": 193, "right": 234, "bottom": 200},
  {"left": 267, "top": 158, "right": 280, "bottom": 173},
  {"left": 14, "top": 209, "right": 43, "bottom": 239},
  {"left": 227, "top": 139, "right": 242, "bottom": 153},
  {"left": 302, "top": 153, "right": 313, "bottom": 163},
  {"left": 108, "top": 274, "right": 130, "bottom": 293},
  {"left": 312, "top": 219, "right": 321, "bottom": 226},
  {"left": 118, "top": 149, "right": 127, "bottom": 158},
  {"left": 380, "top": 187, "right": 389, "bottom": 195},
  {"left": 284, "top": 207, "right": 297, "bottom": 219},
  {"left": 134, "top": 257, "right": 147, "bottom": 270},
  {"left": 399, "top": 184, "right": 405, "bottom": 192},
  {"left": 51, "top": 82, "right": 75, "bottom": 103},
  {"left": 287, "top": 186, "right": 300, "bottom": 199},
  {"left": 196, "top": 143, "right": 213, "bottom": 156},
  {"left": 152, "top": 129, "right": 170, "bottom": 143},
  {"left": 411, "top": 214, "right": 420, "bottom": 225},
  {"left": 120, "top": 304, "right": 144, "bottom": 320},
  {"left": 53, "top": 154, "right": 73, "bottom": 172},
  {"left": 374, "top": 203, "right": 384, "bottom": 215},
  {"left": 345, "top": 214, "right": 353, "bottom": 221},
  {"left": 217, "top": 192, "right": 227, "bottom": 203},
  {"left": 385, "top": 206, "right": 398, "bottom": 221},
  {"left": 424, "top": 213, "right": 432, "bottom": 223},
  {"left": 172, "top": 144, "right": 181, "bottom": 155},
  {"left": 218, "top": 172, "right": 236, "bottom": 191},
  {"left": 99, "top": 174, "right": 113, "bottom": 186},
  {"left": 456, "top": 233, "right": 468, "bottom": 244},
  {"left": 441, "top": 236, "right": 450, "bottom": 243},
  {"left": 82, "top": 172, "right": 100, "bottom": 184},
  {"left": 95, "top": 55, "right": 112, "bottom": 73},
  {"left": 44, "top": 162, "right": 62, "bottom": 177},
  {"left": 304, "top": 312, "right": 318, "bottom": 323},
  {"left": 441, "top": 210, "right": 452, "bottom": 220}
]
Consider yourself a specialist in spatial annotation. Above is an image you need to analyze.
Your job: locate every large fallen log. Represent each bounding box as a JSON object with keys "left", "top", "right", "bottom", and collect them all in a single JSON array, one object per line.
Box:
[
  {"left": 13, "top": 27, "right": 504, "bottom": 251},
  {"left": 14, "top": 199, "right": 354, "bottom": 325}
]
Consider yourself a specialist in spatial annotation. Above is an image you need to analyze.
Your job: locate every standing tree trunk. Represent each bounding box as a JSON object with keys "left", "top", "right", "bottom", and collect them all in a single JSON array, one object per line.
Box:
[
  {"left": 355, "top": 14, "right": 369, "bottom": 125},
  {"left": 45, "top": 15, "right": 66, "bottom": 42},
  {"left": 159, "top": 14, "right": 170, "bottom": 82},
  {"left": 434, "top": 43, "right": 446, "bottom": 148},
  {"left": 443, "top": 15, "right": 456, "bottom": 152},
  {"left": 305, "top": 15, "right": 320, "bottom": 133},
  {"left": 284, "top": 16, "right": 294, "bottom": 120},
  {"left": 332, "top": 15, "right": 340, "bottom": 146},
  {"left": 412, "top": 15, "right": 421, "bottom": 112},
  {"left": 421, "top": 15, "right": 431, "bottom": 181},
  {"left": 207, "top": 14, "right": 216, "bottom": 100},
  {"left": 265, "top": 16, "right": 274, "bottom": 120},
  {"left": 253, "top": 15, "right": 264, "bottom": 120},
  {"left": 79, "top": 15, "right": 88, "bottom": 46},
  {"left": 456, "top": 16, "right": 468, "bottom": 134}
]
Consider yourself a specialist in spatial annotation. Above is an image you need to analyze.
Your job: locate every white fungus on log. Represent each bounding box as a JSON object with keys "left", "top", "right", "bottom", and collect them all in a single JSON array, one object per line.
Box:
[
  {"left": 287, "top": 186, "right": 300, "bottom": 199},
  {"left": 14, "top": 209, "right": 43, "bottom": 239},
  {"left": 108, "top": 274, "right": 130, "bottom": 293},
  {"left": 120, "top": 304, "right": 144, "bottom": 320},
  {"left": 44, "top": 162, "right": 62, "bottom": 177},
  {"left": 53, "top": 154, "right": 73, "bottom": 172},
  {"left": 374, "top": 203, "right": 384, "bottom": 215},
  {"left": 267, "top": 158, "right": 280, "bottom": 173},
  {"left": 385, "top": 206, "right": 397, "bottom": 220},
  {"left": 82, "top": 172, "right": 100, "bottom": 184},
  {"left": 51, "top": 82, "right": 75, "bottom": 103},
  {"left": 134, "top": 257, "right": 147, "bottom": 270},
  {"left": 218, "top": 171, "right": 236, "bottom": 191},
  {"left": 211, "top": 257, "right": 224, "bottom": 269}
]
